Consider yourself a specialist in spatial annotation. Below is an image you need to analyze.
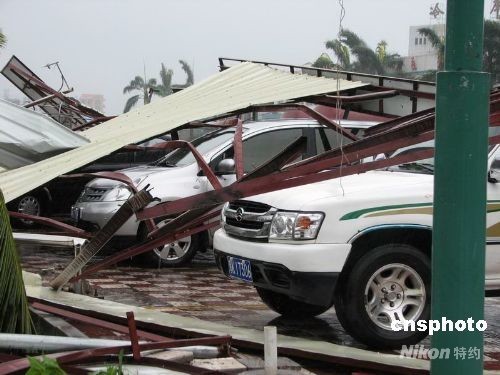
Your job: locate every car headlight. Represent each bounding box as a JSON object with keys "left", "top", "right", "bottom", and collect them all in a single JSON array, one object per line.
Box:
[
  {"left": 104, "top": 186, "right": 132, "bottom": 201},
  {"left": 269, "top": 211, "right": 324, "bottom": 241}
]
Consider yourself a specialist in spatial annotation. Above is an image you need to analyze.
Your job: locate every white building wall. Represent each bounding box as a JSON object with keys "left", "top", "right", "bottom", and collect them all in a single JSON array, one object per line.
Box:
[{"left": 404, "top": 23, "right": 445, "bottom": 72}]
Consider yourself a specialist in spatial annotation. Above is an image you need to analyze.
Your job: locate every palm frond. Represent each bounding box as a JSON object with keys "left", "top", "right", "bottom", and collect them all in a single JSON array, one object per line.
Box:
[
  {"left": 158, "top": 63, "right": 173, "bottom": 97},
  {"left": 179, "top": 60, "right": 194, "bottom": 86},
  {"left": 339, "top": 29, "right": 367, "bottom": 49},
  {"left": 123, "top": 76, "right": 144, "bottom": 94},
  {"left": 484, "top": 20, "right": 500, "bottom": 83},
  {"left": 0, "top": 190, "right": 33, "bottom": 334},
  {"left": 123, "top": 94, "right": 140, "bottom": 113},
  {"left": 312, "top": 54, "right": 336, "bottom": 69},
  {"left": 350, "top": 45, "right": 385, "bottom": 75},
  {"left": 325, "top": 39, "right": 350, "bottom": 69},
  {"left": 417, "top": 27, "right": 444, "bottom": 50},
  {"left": 384, "top": 53, "right": 404, "bottom": 73},
  {"left": 0, "top": 29, "right": 6, "bottom": 49}
]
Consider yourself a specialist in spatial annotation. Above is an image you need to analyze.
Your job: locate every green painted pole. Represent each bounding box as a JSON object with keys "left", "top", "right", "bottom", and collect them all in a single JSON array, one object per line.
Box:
[{"left": 431, "top": 0, "right": 489, "bottom": 374}]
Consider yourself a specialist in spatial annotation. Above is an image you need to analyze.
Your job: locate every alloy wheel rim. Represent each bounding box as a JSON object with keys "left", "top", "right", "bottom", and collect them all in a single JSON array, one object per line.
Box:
[
  {"left": 364, "top": 263, "right": 426, "bottom": 330},
  {"left": 18, "top": 196, "right": 40, "bottom": 224},
  {"left": 152, "top": 219, "right": 192, "bottom": 261}
]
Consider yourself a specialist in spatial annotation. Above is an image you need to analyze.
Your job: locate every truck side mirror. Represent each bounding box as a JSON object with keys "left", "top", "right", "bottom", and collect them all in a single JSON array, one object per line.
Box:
[
  {"left": 488, "top": 156, "right": 500, "bottom": 183},
  {"left": 215, "top": 158, "right": 236, "bottom": 176}
]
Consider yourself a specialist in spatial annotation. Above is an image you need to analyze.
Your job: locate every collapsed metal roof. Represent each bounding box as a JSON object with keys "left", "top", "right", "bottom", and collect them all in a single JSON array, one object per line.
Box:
[
  {"left": 0, "top": 99, "right": 89, "bottom": 170},
  {"left": 0, "top": 62, "right": 367, "bottom": 203},
  {"left": 1, "top": 56, "right": 106, "bottom": 129}
]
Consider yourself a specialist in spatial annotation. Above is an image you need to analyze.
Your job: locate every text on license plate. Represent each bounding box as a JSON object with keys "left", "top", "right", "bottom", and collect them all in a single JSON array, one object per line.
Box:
[{"left": 227, "top": 256, "right": 253, "bottom": 282}]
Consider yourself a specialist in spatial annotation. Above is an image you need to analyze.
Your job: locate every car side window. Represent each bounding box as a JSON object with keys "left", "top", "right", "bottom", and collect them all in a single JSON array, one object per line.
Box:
[
  {"left": 210, "top": 128, "right": 304, "bottom": 174},
  {"left": 242, "top": 128, "right": 303, "bottom": 173},
  {"left": 315, "top": 127, "right": 354, "bottom": 154}
]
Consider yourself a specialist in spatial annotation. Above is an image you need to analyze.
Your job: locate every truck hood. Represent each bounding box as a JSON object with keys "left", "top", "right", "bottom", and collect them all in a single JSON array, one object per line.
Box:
[
  {"left": 249, "top": 170, "right": 433, "bottom": 210},
  {"left": 85, "top": 164, "right": 194, "bottom": 189}
]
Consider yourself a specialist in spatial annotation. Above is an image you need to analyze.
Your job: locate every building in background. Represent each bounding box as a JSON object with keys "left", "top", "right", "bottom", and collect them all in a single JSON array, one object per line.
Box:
[
  {"left": 402, "top": 23, "right": 445, "bottom": 74},
  {"left": 79, "top": 93, "right": 105, "bottom": 113}
]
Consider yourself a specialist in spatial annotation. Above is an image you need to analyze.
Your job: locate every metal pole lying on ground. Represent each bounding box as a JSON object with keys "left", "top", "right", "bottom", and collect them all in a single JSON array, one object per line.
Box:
[
  {"left": 431, "top": 1, "right": 489, "bottom": 374},
  {"left": 264, "top": 326, "right": 277, "bottom": 375}
]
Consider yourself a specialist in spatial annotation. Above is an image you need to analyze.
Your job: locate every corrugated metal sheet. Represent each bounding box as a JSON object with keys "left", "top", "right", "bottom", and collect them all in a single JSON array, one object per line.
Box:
[
  {"left": 0, "top": 99, "right": 89, "bottom": 170},
  {"left": 0, "top": 62, "right": 367, "bottom": 203}
]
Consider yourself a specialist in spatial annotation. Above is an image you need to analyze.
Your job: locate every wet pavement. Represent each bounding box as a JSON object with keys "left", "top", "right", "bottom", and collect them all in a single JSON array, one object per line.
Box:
[{"left": 19, "top": 244, "right": 500, "bottom": 370}]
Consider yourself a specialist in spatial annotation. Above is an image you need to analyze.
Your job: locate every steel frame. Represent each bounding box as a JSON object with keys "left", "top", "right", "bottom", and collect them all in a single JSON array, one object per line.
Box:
[{"left": 38, "top": 89, "right": 498, "bottom": 285}]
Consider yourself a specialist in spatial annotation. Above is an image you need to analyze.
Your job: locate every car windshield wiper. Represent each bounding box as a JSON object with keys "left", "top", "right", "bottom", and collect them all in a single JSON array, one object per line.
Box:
[
  {"left": 397, "top": 162, "right": 434, "bottom": 173},
  {"left": 149, "top": 160, "right": 177, "bottom": 167}
]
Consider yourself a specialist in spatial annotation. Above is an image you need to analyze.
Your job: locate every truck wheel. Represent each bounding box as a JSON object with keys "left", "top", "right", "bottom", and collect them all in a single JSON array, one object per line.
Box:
[
  {"left": 136, "top": 223, "right": 201, "bottom": 267},
  {"left": 256, "top": 287, "right": 332, "bottom": 318},
  {"left": 334, "top": 244, "right": 430, "bottom": 349}
]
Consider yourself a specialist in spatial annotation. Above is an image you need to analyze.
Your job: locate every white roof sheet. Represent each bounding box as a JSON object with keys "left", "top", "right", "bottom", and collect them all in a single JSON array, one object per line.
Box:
[
  {"left": 0, "top": 99, "right": 89, "bottom": 170},
  {"left": 0, "top": 62, "right": 367, "bottom": 203}
]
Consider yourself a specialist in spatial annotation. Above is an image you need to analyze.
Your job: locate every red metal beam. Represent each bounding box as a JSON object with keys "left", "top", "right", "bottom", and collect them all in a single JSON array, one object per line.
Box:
[
  {"left": 151, "top": 140, "right": 222, "bottom": 190},
  {"left": 233, "top": 119, "right": 244, "bottom": 179},
  {"left": 74, "top": 221, "right": 219, "bottom": 280},
  {"left": 0, "top": 336, "right": 232, "bottom": 374},
  {"left": 127, "top": 312, "right": 141, "bottom": 361},
  {"left": 31, "top": 302, "right": 172, "bottom": 342},
  {"left": 306, "top": 90, "right": 400, "bottom": 105},
  {"left": 8, "top": 211, "right": 91, "bottom": 239}
]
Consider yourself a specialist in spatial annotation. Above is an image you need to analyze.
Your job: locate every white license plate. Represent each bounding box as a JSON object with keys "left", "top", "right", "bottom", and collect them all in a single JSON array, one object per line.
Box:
[{"left": 227, "top": 256, "right": 253, "bottom": 282}]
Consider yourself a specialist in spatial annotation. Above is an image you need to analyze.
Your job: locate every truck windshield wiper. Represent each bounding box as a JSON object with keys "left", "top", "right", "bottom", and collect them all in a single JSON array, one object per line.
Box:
[{"left": 397, "top": 162, "right": 434, "bottom": 173}]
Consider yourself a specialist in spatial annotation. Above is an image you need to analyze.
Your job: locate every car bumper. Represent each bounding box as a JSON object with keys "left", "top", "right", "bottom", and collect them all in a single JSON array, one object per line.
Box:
[
  {"left": 71, "top": 200, "right": 139, "bottom": 237},
  {"left": 213, "top": 229, "right": 351, "bottom": 306}
]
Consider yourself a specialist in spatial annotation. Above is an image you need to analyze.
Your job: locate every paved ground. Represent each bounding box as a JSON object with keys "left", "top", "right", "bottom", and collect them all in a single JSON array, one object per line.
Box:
[{"left": 19, "top": 244, "right": 500, "bottom": 371}]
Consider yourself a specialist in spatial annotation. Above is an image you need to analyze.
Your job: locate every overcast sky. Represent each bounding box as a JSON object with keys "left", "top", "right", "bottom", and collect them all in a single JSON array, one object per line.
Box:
[{"left": 0, "top": 0, "right": 494, "bottom": 114}]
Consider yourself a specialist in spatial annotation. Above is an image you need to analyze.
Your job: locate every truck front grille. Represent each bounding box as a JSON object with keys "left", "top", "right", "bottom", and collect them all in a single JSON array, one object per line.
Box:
[{"left": 223, "top": 200, "right": 276, "bottom": 241}]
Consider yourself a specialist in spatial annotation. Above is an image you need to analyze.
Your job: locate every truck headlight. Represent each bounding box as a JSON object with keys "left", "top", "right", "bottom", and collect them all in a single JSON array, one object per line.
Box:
[
  {"left": 269, "top": 211, "right": 324, "bottom": 241},
  {"left": 104, "top": 186, "right": 132, "bottom": 201}
]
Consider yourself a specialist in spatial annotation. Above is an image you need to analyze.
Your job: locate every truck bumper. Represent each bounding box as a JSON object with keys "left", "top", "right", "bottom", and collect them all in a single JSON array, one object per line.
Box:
[{"left": 213, "top": 229, "right": 351, "bottom": 307}]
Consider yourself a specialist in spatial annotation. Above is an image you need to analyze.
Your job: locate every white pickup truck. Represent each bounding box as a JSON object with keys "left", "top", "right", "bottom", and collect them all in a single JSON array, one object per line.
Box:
[{"left": 213, "top": 141, "right": 500, "bottom": 348}]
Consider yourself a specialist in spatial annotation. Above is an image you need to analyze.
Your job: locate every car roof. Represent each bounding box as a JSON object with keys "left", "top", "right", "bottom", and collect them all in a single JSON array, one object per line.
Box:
[{"left": 239, "top": 119, "right": 380, "bottom": 134}]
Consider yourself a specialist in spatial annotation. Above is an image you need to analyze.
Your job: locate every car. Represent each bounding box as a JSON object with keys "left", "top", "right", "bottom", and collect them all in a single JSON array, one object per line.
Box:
[
  {"left": 7, "top": 128, "right": 212, "bottom": 227},
  {"left": 71, "top": 119, "right": 377, "bottom": 266},
  {"left": 213, "top": 133, "right": 500, "bottom": 349}
]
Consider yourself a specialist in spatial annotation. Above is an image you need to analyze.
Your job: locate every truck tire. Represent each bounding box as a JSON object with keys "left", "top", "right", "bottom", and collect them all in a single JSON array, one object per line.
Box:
[
  {"left": 136, "top": 223, "right": 202, "bottom": 267},
  {"left": 256, "top": 287, "right": 332, "bottom": 318},
  {"left": 334, "top": 244, "right": 431, "bottom": 349}
]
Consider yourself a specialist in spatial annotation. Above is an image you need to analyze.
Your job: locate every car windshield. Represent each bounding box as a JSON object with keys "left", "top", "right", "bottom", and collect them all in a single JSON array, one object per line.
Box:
[
  {"left": 150, "top": 129, "right": 235, "bottom": 167},
  {"left": 389, "top": 127, "right": 500, "bottom": 174}
]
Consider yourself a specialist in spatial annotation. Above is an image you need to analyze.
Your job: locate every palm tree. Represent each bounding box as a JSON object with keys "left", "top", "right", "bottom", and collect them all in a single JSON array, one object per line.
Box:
[
  {"left": 122, "top": 75, "right": 159, "bottom": 113},
  {"left": 325, "top": 30, "right": 403, "bottom": 75},
  {"left": 484, "top": 20, "right": 500, "bottom": 84},
  {"left": 0, "top": 28, "right": 6, "bottom": 49},
  {"left": 179, "top": 60, "right": 194, "bottom": 86},
  {"left": 0, "top": 190, "right": 33, "bottom": 333},
  {"left": 157, "top": 63, "right": 173, "bottom": 97},
  {"left": 312, "top": 53, "right": 336, "bottom": 69},
  {"left": 325, "top": 39, "right": 350, "bottom": 69},
  {"left": 417, "top": 27, "right": 445, "bottom": 70}
]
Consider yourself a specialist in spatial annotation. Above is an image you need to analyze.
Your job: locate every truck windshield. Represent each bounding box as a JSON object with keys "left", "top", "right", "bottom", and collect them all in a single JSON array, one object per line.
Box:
[
  {"left": 389, "top": 127, "right": 500, "bottom": 174},
  {"left": 150, "top": 130, "right": 235, "bottom": 167}
]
